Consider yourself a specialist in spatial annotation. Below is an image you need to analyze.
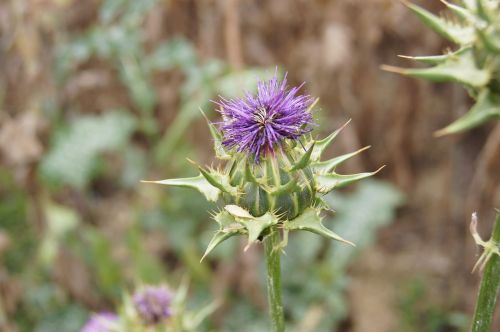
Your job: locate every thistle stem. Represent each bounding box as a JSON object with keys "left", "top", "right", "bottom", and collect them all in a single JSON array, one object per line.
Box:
[
  {"left": 471, "top": 212, "right": 500, "bottom": 332},
  {"left": 264, "top": 229, "right": 285, "bottom": 332}
]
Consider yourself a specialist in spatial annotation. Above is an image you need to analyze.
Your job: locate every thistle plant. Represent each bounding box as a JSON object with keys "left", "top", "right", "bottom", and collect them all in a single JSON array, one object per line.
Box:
[
  {"left": 383, "top": 0, "right": 500, "bottom": 136},
  {"left": 80, "top": 282, "right": 216, "bottom": 332},
  {"left": 383, "top": 1, "right": 500, "bottom": 331},
  {"left": 132, "top": 285, "right": 173, "bottom": 326},
  {"left": 144, "top": 73, "right": 381, "bottom": 331}
]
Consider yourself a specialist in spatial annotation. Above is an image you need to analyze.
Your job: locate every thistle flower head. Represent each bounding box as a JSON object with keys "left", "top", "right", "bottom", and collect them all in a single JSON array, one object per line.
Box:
[
  {"left": 81, "top": 312, "right": 119, "bottom": 332},
  {"left": 217, "top": 73, "right": 314, "bottom": 161},
  {"left": 145, "top": 70, "right": 381, "bottom": 258},
  {"left": 133, "top": 285, "right": 173, "bottom": 325}
]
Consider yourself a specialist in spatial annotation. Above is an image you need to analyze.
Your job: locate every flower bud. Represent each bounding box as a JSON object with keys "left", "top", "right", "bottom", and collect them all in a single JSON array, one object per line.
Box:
[
  {"left": 144, "top": 72, "right": 380, "bottom": 257},
  {"left": 133, "top": 285, "right": 173, "bottom": 325}
]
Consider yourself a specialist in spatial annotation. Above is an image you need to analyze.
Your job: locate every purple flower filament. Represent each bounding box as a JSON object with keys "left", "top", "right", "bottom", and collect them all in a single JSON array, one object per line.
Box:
[
  {"left": 133, "top": 285, "right": 173, "bottom": 325},
  {"left": 217, "top": 73, "right": 314, "bottom": 162}
]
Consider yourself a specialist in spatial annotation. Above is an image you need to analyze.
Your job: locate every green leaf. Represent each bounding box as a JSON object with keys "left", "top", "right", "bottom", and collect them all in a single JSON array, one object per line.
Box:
[
  {"left": 285, "top": 208, "right": 353, "bottom": 245},
  {"left": 476, "top": 0, "right": 493, "bottom": 22},
  {"left": 224, "top": 205, "right": 254, "bottom": 219},
  {"left": 244, "top": 161, "right": 258, "bottom": 183},
  {"left": 201, "top": 210, "right": 244, "bottom": 260},
  {"left": 200, "top": 109, "right": 231, "bottom": 160},
  {"left": 198, "top": 167, "right": 237, "bottom": 195},
  {"left": 34, "top": 305, "right": 87, "bottom": 332},
  {"left": 477, "top": 28, "right": 500, "bottom": 54},
  {"left": 241, "top": 213, "right": 277, "bottom": 249},
  {"left": 224, "top": 205, "right": 278, "bottom": 248},
  {"left": 405, "top": 1, "right": 474, "bottom": 44},
  {"left": 311, "top": 120, "right": 350, "bottom": 161},
  {"left": 39, "top": 203, "right": 79, "bottom": 266},
  {"left": 186, "top": 300, "right": 220, "bottom": 330},
  {"left": 384, "top": 49, "right": 490, "bottom": 88},
  {"left": 435, "top": 90, "right": 500, "bottom": 136},
  {"left": 439, "top": 0, "right": 474, "bottom": 21},
  {"left": 40, "top": 111, "right": 136, "bottom": 188},
  {"left": 262, "top": 178, "right": 301, "bottom": 196},
  {"left": 397, "top": 47, "right": 470, "bottom": 65},
  {"left": 315, "top": 167, "right": 384, "bottom": 194},
  {"left": 288, "top": 142, "right": 315, "bottom": 171},
  {"left": 311, "top": 146, "right": 370, "bottom": 174},
  {"left": 201, "top": 230, "right": 240, "bottom": 261},
  {"left": 146, "top": 38, "right": 196, "bottom": 71},
  {"left": 119, "top": 56, "right": 156, "bottom": 115},
  {"left": 142, "top": 174, "right": 221, "bottom": 202},
  {"left": 398, "top": 54, "right": 452, "bottom": 65}
]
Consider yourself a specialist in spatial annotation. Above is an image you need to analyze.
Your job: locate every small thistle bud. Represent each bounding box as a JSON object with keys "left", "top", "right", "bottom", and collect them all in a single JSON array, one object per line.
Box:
[
  {"left": 144, "top": 72, "right": 381, "bottom": 258},
  {"left": 133, "top": 285, "right": 173, "bottom": 325},
  {"left": 81, "top": 312, "right": 119, "bottom": 332}
]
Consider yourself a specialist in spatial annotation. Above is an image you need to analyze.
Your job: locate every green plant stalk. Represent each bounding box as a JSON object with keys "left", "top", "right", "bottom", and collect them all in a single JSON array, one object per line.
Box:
[
  {"left": 264, "top": 229, "right": 285, "bottom": 332},
  {"left": 471, "top": 212, "right": 500, "bottom": 332}
]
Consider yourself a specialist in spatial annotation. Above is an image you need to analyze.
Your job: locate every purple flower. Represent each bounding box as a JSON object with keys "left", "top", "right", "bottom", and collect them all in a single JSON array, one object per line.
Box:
[
  {"left": 133, "top": 285, "right": 173, "bottom": 325},
  {"left": 81, "top": 312, "right": 118, "bottom": 332},
  {"left": 217, "top": 73, "right": 314, "bottom": 161}
]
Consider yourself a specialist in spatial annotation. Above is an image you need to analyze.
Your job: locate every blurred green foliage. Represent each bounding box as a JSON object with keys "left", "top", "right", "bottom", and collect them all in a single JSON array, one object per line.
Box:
[
  {"left": 399, "top": 278, "right": 468, "bottom": 332},
  {"left": 40, "top": 111, "right": 136, "bottom": 188}
]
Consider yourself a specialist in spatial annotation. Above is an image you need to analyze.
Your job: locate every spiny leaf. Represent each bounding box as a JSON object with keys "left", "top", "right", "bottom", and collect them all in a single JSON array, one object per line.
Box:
[
  {"left": 435, "top": 90, "right": 500, "bottom": 136},
  {"left": 244, "top": 162, "right": 258, "bottom": 183},
  {"left": 198, "top": 166, "right": 237, "bottom": 195},
  {"left": 201, "top": 211, "right": 245, "bottom": 261},
  {"left": 311, "top": 146, "right": 370, "bottom": 174},
  {"left": 224, "top": 205, "right": 278, "bottom": 250},
  {"left": 213, "top": 210, "right": 243, "bottom": 228},
  {"left": 224, "top": 205, "right": 254, "bottom": 219},
  {"left": 200, "top": 108, "right": 231, "bottom": 160},
  {"left": 459, "top": 0, "right": 476, "bottom": 11},
  {"left": 476, "top": 0, "right": 493, "bottom": 22},
  {"left": 141, "top": 174, "right": 220, "bottom": 202},
  {"left": 285, "top": 208, "right": 354, "bottom": 246},
  {"left": 403, "top": 1, "right": 474, "bottom": 44},
  {"left": 201, "top": 231, "right": 240, "bottom": 261},
  {"left": 382, "top": 49, "right": 490, "bottom": 88},
  {"left": 311, "top": 120, "right": 351, "bottom": 161},
  {"left": 241, "top": 213, "right": 277, "bottom": 250},
  {"left": 306, "top": 97, "right": 319, "bottom": 113},
  {"left": 398, "top": 54, "right": 452, "bottom": 65},
  {"left": 397, "top": 47, "right": 470, "bottom": 65},
  {"left": 315, "top": 166, "right": 385, "bottom": 194},
  {"left": 262, "top": 178, "right": 301, "bottom": 196},
  {"left": 439, "top": 0, "right": 475, "bottom": 22},
  {"left": 477, "top": 28, "right": 500, "bottom": 54},
  {"left": 288, "top": 142, "right": 315, "bottom": 171}
]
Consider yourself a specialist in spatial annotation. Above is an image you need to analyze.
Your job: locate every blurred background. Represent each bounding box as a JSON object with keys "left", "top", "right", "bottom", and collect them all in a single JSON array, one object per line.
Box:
[{"left": 1, "top": 0, "right": 499, "bottom": 331}]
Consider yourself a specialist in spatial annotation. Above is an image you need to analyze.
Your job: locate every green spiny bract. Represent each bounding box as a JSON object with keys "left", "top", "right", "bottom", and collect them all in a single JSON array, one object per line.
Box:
[
  {"left": 145, "top": 116, "right": 381, "bottom": 259},
  {"left": 384, "top": 0, "right": 500, "bottom": 135}
]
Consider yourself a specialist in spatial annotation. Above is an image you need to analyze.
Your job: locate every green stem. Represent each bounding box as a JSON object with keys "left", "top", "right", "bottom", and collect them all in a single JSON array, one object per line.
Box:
[
  {"left": 264, "top": 229, "right": 285, "bottom": 332},
  {"left": 471, "top": 212, "right": 500, "bottom": 332}
]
